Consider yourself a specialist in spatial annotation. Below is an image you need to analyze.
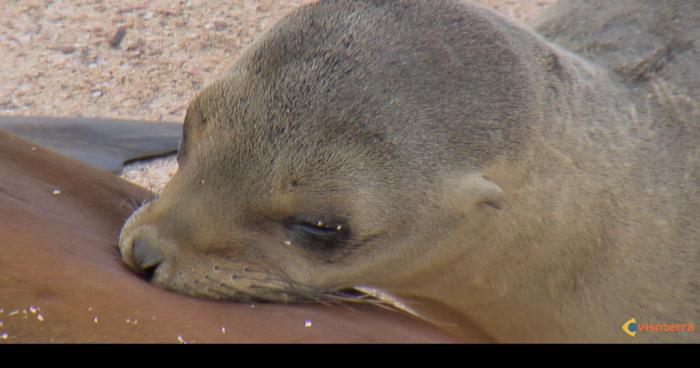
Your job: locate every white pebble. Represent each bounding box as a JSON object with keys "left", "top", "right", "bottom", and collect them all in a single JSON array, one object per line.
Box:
[
  {"left": 1, "top": 332, "right": 8, "bottom": 340},
  {"left": 52, "top": 189, "right": 61, "bottom": 196},
  {"left": 37, "top": 314, "right": 44, "bottom": 322},
  {"left": 304, "top": 320, "right": 313, "bottom": 328}
]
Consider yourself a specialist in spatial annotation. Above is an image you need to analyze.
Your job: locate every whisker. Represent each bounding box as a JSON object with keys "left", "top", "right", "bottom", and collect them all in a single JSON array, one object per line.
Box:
[{"left": 119, "top": 197, "right": 141, "bottom": 211}]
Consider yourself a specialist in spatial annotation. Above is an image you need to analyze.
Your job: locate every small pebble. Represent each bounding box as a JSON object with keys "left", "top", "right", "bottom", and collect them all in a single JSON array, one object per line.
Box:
[
  {"left": 8, "top": 310, "right": 19, "bottom": 317},
  {"left": 93, "top": 316, "right": 99, "bottom": 324},
  {"left": 110, "top": 25, "right": 128, "bottom": 48},
  {"left": 220, "top": 326, "right": 226, "bottom": 334},
  {"left": 29, "top": 306, "right": 38, "bottom": 314},
  {"left": 52, "top": 189, "right": 61, "bottom": 196},
  {"left": 55, "top": 45, "right": 76, "bottom": 54},
  {"left": 304, "top": 320, "right": 313, "bottom": 328},
  {"left": 1, "top": 332, "right": 8, "bottom": 340},
  {"left": 214, "top": 21, "right": 227, "bottom": 31},
  {"left": 177, "top": 335, "right": 187, "bottom": 344},
  {"left": 37, "top": 314, "right": 44, "bottom": 322}
]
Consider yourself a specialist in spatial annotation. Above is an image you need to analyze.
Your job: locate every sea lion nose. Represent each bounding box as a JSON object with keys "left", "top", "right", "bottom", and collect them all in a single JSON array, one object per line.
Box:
[{"left": 131, "top": 237, "right": 164, "bottom": 280}]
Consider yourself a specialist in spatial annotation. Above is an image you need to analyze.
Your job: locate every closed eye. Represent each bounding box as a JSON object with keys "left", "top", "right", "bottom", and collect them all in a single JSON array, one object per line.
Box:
[
  {"left": 290, "top": 222, "right": 339, "bottom": 238},
  {"left": 284, "top": 215, "right": 349, "bottom": 250}
]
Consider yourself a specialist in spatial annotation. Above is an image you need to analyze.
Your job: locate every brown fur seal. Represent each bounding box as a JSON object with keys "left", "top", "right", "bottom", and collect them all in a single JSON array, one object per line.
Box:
[
  {"left": 118, "top": 0, "right": 699, "bottom": 342},
  {"left": 0, "top": 130, "right": 462, "bottom": 343}
]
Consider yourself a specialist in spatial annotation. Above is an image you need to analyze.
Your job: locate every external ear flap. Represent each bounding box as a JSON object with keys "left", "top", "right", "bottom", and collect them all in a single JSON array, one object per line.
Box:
[
  {"left": 442, "top": 173, "right": 504, "bottom": 210},
  {"left": 177, "top": 101, "right": 205, "bottom": 166}
]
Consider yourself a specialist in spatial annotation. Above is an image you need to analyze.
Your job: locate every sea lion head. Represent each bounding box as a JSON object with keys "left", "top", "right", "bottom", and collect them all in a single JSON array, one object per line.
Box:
[{"left": 119, "top": 0, "right": 545, "bottom": 304}]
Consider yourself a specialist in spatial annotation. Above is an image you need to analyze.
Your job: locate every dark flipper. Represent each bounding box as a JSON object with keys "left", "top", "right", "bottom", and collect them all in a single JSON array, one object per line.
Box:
[{"left": 0, "top": 115, "right": 181, "bottom": 173}]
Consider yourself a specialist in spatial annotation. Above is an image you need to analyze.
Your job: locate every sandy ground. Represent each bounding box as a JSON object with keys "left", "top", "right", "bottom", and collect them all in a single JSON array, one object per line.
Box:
[{"left": 1, "top": 0, "right": 554, "bottom": 193}]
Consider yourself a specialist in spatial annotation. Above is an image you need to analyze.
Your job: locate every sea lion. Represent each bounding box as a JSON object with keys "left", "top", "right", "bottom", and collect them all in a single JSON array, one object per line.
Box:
[
  {"left": 118, "top": 0, "right": 699, "bottom": 342},
  {"left": 0, "top": 130, "right": 462, "bottom": 343}
]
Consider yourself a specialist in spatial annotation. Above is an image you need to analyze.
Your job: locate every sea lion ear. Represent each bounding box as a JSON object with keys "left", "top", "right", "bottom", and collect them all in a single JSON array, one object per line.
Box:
[
  {"left": 445, "top": 173, "right": 504, "bottom": 210},
  {"left": 177, "top": 101, "right": 206, "bottom": 166}
]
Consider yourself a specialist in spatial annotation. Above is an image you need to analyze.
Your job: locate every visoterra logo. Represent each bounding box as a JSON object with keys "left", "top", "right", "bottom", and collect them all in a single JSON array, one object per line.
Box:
[
  {"left": 622, "top": 318, "right": 695, "bottom": 337},
  {"left": 622, "top": 318, "right": 638, "bottom": 337}
]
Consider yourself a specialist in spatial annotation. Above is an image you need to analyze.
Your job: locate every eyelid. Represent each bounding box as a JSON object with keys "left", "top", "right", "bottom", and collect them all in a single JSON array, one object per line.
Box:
[
  {"left": 284, "top": 214, "right": 350, "bottom": 248},
  {"left": 286, "top": 214, "right": 346, "bottom": 230},
  {"left": 290, "top": 223, "right": 338, "bottom": 237}
]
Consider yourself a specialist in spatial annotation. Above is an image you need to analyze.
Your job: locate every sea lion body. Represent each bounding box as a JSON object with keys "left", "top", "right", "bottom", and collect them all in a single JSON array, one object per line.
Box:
[{"left": 119, "top": 0, "right": 699, "bottom": 342}]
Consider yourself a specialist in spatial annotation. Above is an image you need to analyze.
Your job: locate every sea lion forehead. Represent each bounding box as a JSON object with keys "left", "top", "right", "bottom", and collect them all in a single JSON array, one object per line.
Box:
[{"left": 215, "top": 0, "right": 536, "bottom": 164}]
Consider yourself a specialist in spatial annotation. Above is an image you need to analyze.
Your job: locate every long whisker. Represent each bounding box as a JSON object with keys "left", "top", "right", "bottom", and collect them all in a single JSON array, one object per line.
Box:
[{"left": 190, "top": 264, "right": 410, "bottom": 317}]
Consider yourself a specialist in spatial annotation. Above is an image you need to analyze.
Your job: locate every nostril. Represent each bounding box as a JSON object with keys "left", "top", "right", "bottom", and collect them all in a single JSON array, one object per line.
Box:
[{"left": 132, "top": 238, "right": 164, "bottom": 280}]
